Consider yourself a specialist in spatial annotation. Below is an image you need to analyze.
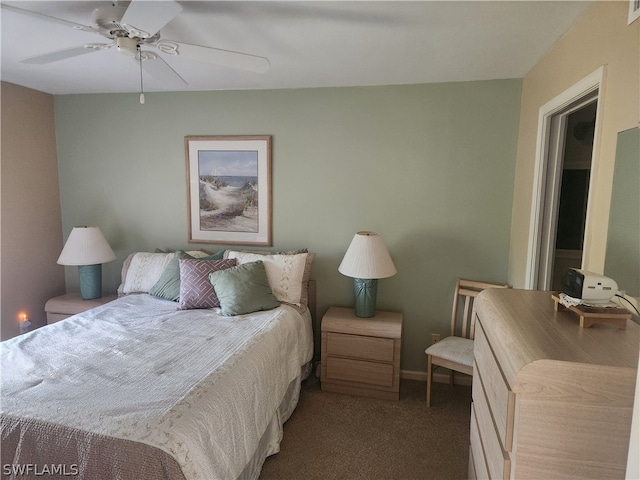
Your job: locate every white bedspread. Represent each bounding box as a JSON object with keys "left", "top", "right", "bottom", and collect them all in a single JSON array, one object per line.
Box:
[{"left": 1, "top": 294, "right": 314, "bottom": 480}]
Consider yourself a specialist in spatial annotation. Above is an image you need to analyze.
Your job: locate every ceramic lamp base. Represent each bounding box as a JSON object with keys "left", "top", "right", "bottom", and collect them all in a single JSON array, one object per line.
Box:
[
  {"left": 353, "top": 278, "right": 378, "bottom": 318},
  {"left": 78, "top": 264, "right": 102, "bottom": 300}
]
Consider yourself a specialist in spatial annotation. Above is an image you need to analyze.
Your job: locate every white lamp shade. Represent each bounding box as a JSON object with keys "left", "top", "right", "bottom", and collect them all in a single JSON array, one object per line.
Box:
[
  {"left": 338, "top": 231, "right": 397, "bottom": 279},
  {"left": 57, "top": 226, "right": 116, "bottom": 266}
]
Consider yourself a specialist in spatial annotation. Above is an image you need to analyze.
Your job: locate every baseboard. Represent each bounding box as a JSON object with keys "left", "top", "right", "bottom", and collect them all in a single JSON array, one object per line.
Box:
[
  {"left": 314, "top": 363, "right": 472, "bottom": 387},
  {"left": 400, "top": 369, "right": 472, "bottom": 386}
]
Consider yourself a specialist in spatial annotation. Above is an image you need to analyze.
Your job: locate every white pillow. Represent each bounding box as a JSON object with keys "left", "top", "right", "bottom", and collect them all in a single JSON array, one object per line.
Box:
[
  {"left": 119, "top": 252, "right": 175, "bottom": 295},
  {"left": 225, "top": 251, "right": 310, "bottom": 306}
]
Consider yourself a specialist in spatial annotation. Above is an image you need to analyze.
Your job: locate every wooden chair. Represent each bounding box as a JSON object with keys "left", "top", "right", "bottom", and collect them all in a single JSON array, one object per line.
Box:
[{"left": 425, "top": 278, "right": 510, "bottom": 407}]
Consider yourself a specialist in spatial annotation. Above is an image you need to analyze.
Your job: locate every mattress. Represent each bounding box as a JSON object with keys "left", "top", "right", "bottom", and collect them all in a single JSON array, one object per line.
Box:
[{"left": 1, "top": 294, "right": 314, "bottom": 479}]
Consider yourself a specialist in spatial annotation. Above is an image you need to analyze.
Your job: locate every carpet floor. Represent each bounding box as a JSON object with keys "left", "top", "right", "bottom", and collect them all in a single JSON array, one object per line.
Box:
[{"left": 259, "top": 377, "right": 472, "bottom": 480}]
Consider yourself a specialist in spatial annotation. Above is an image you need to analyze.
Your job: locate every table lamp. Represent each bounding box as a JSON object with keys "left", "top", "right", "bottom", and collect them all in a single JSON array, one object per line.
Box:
[
  {"left": 57, "top": 226, "right": 116, "bottom": 300},
  {"left": 338, "top": 231, "right": 397, "bottom": 318}
]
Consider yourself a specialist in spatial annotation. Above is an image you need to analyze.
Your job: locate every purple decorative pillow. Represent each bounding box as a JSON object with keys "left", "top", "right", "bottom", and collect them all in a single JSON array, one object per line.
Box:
[{"left": 177, "top": 259, "right": 236, "bottom": 310}]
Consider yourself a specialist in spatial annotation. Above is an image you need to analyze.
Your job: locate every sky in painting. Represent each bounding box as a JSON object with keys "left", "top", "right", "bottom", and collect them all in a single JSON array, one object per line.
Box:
[{"left": 198, "top": 150, "right": 258, "bottom": 177}]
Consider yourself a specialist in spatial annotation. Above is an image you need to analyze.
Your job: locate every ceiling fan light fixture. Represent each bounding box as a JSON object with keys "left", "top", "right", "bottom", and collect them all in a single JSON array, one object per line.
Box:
[{"left": 116, "top": 37, "right": 138, "bottom": 57}]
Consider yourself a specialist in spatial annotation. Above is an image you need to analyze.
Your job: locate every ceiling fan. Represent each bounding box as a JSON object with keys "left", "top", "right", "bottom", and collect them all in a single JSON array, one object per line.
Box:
[{"left": 2, "top": 1, "right": 271, "bottom": 94}]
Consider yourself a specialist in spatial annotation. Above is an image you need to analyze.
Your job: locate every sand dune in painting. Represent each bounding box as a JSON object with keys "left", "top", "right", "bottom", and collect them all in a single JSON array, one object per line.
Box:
[{"left": 199, "top": 178, "right": 258, "bottom": 232}]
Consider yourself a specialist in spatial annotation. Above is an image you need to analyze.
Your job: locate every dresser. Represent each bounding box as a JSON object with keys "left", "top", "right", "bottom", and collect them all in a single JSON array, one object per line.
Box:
[
  {"left": 321, "top": 307, "right": 402, "bottom": 400},
  {"left": 469, "top": 289, "right": 639, "bottom": 480}
]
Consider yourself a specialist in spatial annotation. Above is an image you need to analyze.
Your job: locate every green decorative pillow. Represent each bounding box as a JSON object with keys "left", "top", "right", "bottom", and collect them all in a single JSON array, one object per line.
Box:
[
  {"left": 209, "top": 260, "right": 280, "bottom": 316},
  {"left": 194, "top": 250, "right": 225, "bottom": 260},
  {"left": 150, "top": 249, "right": 224, "bottom": 301}
]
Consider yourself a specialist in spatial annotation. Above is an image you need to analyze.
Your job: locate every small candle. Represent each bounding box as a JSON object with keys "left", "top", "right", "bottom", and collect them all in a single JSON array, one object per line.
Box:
[{"left": 18, "top": 312, "right": 31, "bottom": 334}]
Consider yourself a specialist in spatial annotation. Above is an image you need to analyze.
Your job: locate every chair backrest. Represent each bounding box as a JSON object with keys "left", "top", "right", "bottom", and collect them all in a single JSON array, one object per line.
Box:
[{"left": 450, "top": 278, "right": 510, "bottom": 340}]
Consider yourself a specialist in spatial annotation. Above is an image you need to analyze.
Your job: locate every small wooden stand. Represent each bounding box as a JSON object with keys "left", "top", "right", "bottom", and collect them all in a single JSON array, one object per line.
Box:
[{"left": 552, "top": 294, "right": 631, "bottom": 329}]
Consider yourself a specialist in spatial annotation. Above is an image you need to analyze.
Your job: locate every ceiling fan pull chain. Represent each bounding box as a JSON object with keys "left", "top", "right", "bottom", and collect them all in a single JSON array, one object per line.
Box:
[{"left": 138, "top": 47, "right": 145, "bottom": 105}]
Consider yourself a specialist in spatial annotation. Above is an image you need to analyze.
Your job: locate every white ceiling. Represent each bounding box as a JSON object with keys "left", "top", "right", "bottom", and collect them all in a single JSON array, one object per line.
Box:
[{"left": 1, "top": 1, "right": 594, "bottom": 95}]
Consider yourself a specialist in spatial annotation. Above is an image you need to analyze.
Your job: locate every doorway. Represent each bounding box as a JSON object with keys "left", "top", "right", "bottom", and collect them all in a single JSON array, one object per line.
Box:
[
  {"left": 549, "top": 102, "right": 597, "bottom": 290},
  {"left": 526, "top": 67, "right": 604, "bottom": 291}
]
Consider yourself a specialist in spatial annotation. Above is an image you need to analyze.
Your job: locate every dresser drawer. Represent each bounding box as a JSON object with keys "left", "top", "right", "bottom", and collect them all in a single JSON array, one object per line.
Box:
[
  {"left": 325, "top": 356, "right": 394, "bottom": 387},
  {"left": 326, "top": 332, "right": 395, "bottom": 363},
  {"left": 468, "top": 449, "right": 476, "bottom": 480},
  {"left": 470, "top": 403, "right": 490, "bottom": 480},
  {"left": 472, "top": 373, "right": 511, "bottom": 480},
  {"left": 474, "top": 320, "right": 515, "bottom": 451}
]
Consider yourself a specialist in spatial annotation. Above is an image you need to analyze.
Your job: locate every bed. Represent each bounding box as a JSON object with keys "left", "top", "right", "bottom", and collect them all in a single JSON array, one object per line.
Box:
[{"left": 1, "top": 249, "right": 315, "bottom": 480}]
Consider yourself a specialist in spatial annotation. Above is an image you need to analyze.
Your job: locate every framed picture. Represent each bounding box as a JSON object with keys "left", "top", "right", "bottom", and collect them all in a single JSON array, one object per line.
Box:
[
  {"left": 185, "top": 135, "right": 272, "bottom": 245},
  {"left": 630, "top": 0, "right": 640, "bottom": 24}
]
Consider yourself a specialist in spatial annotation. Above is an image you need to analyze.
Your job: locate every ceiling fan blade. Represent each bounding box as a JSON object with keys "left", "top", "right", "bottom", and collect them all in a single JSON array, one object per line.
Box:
[
  {"left": 0, "top": 3, "right": 95, "bottom": 33},
  {"left": 157, "top": 40, "right": 270, "bottom": 73},
  {"left": 139, "top": 53, "right": 188, "bottom": 89},
  {"left": 121, "top": 0, "right": 183, "bottom": 39},
  {"left": 21, "top": 44, "right": 111, "bottom": 65}
]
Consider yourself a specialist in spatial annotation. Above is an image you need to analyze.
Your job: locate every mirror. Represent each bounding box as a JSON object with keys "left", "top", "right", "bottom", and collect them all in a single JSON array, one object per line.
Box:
[{"left": 604, "top": 127, "right": 639, "bottom": 297}]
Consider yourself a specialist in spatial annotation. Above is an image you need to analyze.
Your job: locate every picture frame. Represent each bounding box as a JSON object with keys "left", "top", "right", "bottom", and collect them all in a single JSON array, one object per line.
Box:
[
  {"left": 185, "top": 135, "right": 272, "bottom": 246},
  {"left": 629, "top": 0, "right": 640, "bottom": 24}
]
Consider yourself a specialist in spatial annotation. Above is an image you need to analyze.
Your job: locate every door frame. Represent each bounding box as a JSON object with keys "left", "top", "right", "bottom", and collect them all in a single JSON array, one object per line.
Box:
[{"left": 525, "top": 66, "right": 606, "bottom": 289}]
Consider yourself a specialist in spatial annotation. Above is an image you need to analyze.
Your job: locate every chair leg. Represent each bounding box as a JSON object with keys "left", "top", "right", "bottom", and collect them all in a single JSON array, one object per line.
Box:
[{"left": 426, "top": 355, "right": 433, "bottom": 407}]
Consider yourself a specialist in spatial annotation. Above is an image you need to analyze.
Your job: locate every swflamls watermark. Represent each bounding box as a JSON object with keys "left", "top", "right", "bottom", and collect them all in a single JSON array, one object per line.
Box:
[{"left": 2, "top": 464, "right": 79, "bottom": 476}]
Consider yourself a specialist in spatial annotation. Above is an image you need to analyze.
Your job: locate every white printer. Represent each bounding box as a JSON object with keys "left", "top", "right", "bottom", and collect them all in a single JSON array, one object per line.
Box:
[{"left": 561, "top": 268, "right": 618, "bottom": 304}]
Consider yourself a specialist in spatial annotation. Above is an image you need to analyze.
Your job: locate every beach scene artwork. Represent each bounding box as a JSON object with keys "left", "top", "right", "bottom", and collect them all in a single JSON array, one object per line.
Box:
[{"left": 198, "top": 150, "right": 259, "bottom": 233}]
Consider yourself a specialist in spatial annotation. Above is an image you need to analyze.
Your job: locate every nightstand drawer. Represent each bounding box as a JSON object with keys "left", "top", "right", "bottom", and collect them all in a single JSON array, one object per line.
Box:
[
  {"left": 326, "top": 332, "right": 395, "bottom": 363},
  {"left": 326, "top": 356, "right": 394, "bottom": 387},
  {"left": 46, "top": 312, "right": 72, "bottom": 324},
  {"left": 474, "top": 320, "right": 515, "bottom": 451}
]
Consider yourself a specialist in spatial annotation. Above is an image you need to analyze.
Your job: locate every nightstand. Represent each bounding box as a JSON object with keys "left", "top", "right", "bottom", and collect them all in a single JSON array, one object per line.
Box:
[
  {"left": 45, "top": 293, "right": 117, "bottom": 324},
  {"left": 321, "top": 307, "right": 403, "bottom": 400}
]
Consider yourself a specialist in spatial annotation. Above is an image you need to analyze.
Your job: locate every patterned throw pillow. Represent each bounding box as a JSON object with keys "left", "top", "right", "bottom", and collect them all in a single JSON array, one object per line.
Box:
[
  {"left": 150, "top": 250, "right": 225, "bottom": 301},
  {"left": 224, "top": 251, "right": 314, "bottom": 306},
  {"left": 177, "top": 259, "right": 236, "bottom": 310}
]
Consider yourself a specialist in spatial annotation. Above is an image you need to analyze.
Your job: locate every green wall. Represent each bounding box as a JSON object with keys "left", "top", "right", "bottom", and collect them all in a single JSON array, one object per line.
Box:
[{"left": 55, "top": 80, "right": 521, "bottom": 372}]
